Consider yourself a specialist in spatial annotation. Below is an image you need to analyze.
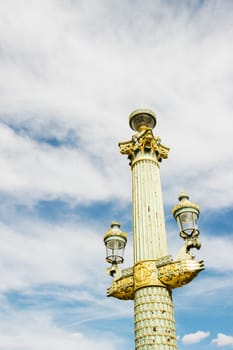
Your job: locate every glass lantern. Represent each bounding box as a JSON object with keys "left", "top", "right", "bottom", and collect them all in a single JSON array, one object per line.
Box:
[
  {"left": 172, "top": 192, "right": 200, "bottom": 237},
  {"left": 129, "top": 108, "right": 157, "bottom": 132},
  {"left": 103, "top": 222, "right": 127, "bottom": 264}
]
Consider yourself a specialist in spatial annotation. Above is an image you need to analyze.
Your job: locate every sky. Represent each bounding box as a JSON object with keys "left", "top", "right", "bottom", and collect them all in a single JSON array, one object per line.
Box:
[{"left": 0, "top": 0, "right": 232, "bottom": 349}]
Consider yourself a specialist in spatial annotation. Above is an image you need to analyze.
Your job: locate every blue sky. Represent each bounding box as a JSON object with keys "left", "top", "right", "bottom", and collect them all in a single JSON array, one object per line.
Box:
[{"left": 0, "top": 0, "right": 232, "bottom": 349}]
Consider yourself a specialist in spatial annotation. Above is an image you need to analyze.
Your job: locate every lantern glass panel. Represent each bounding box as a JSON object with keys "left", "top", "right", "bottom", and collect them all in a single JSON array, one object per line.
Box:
[
  {"left": 131, "top": 114, "right": 155, "bottom": 131},
  {"left": 178, "top": 211, "right": 198, "bottom": 235},
  {"left": 105, "top": 237, "right": 126, "bottom": 264}
]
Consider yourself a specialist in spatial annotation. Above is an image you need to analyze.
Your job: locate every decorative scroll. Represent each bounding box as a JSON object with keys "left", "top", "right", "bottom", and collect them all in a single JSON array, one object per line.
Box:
[{"left": 176, "top": 234, "right": 202, "bottom": 260}]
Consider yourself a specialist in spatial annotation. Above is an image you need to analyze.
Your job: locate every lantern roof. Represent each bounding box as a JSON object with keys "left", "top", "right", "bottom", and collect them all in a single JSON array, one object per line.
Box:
[
  {"left": 103, "top": 222, "right": 127, "bottom": 242},
  {"left": 172, "top": 192, "right": 200, "bottom": 218}
]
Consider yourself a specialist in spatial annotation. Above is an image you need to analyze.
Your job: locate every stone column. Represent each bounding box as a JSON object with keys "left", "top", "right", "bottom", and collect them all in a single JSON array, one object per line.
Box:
[
  {"left": 132, "top": 149, "right": 177, "bottom": 350},
  {"left": 132, "top": 152, "right": 168, "bottom": 262},
  {"left": 119, "top": 109, "right": 177, "bottom": 350}
]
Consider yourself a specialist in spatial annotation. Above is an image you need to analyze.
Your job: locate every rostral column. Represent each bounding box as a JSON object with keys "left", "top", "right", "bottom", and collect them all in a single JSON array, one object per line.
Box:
[{"left": 104, "top": 109, "right": 204, "bottom": 350}]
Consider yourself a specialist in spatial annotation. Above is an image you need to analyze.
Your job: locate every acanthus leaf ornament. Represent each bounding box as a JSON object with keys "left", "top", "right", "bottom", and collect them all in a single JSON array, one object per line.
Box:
[{"left": 119, "top": 128, "right": 169, "bottom": 166}]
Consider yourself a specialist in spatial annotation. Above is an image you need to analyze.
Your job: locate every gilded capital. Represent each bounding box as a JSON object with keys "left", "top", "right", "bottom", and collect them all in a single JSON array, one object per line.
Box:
[
  {"left": 119, "top": 128, "right": 169, "bottom": 164},
  {"left": 119, "top": 109, "right": 169, "bottom": 166}
]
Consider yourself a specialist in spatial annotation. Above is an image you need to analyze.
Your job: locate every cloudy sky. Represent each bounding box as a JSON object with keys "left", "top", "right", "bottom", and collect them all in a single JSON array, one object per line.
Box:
[{"left": 0, "top": 0, "right": 232, "bottom": 349}]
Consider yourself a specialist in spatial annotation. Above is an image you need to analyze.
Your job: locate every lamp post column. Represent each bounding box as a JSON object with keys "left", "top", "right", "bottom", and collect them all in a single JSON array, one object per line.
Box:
[
  {"left": 104, "top": 108, "right": 204, "bottom": 350},
  {"left": 119, "top": 109, "right": 177, "bottom": 350}
]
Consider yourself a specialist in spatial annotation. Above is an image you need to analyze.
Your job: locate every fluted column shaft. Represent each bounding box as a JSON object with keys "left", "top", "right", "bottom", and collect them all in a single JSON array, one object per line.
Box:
[
  {"left": 132, "top": 152, "right": 168, "bottom": 263},
  {"left": 131, "top": 151, "right": 177, "bottom": 350}
]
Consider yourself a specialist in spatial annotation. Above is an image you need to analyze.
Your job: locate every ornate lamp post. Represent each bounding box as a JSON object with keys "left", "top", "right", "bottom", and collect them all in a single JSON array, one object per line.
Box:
[{"left": 103, "top": 109, "right": 204, "bottom": 350}]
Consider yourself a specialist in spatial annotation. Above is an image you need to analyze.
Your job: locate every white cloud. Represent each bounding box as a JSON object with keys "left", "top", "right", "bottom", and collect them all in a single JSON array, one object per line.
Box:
[
  {"left": 0, "top": 218, "right": 133, "bottom": 326},
  {"left": 0, "top": 1, "right": 232, "bottom": 349},
  {"left": 212, "top": 333, "right": 233, "bottom": 347},
  {"left": 0, "top": 1, "right": 232, "bottom": 209},
  {"left": 0, "top": 215, "right": 130, "bottom": 315},
  {"left": 0, "top": 123, "right": 130, "bottom": 204},
  {"left": 182, "top": 330, "right": 210, "bottom": 344},
  {"left": 0, "top": 308, "right": 123, "bottom": 350},
  {"left": 0, "top": 219, "right": 107, "bottom": 291},
  {"left": 200, "top": 235, "right": 233, "bottom": 273}
]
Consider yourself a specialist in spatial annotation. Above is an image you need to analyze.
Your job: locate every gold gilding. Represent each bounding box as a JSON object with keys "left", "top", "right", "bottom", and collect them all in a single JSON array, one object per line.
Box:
[
  {"left": 103, "top": 222, "right": 127, "bottom": 241},
  {"left": 158, "top": 259, "right": 204, "bottom": 288},
  {"left": 106, "top": 258, "right": 204, "bottom": 299},
  {"left": 119, "top": 128, "right": 169, "bottom": 165},
  {"left": 107, "top": 275, "right": 134, "bottom": 300},
  {"left": 134, "top": 260, "right": 165, "bottom": 290},
  {"left": 172, "top": 193, "right": 200, "bottom": 217}
]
